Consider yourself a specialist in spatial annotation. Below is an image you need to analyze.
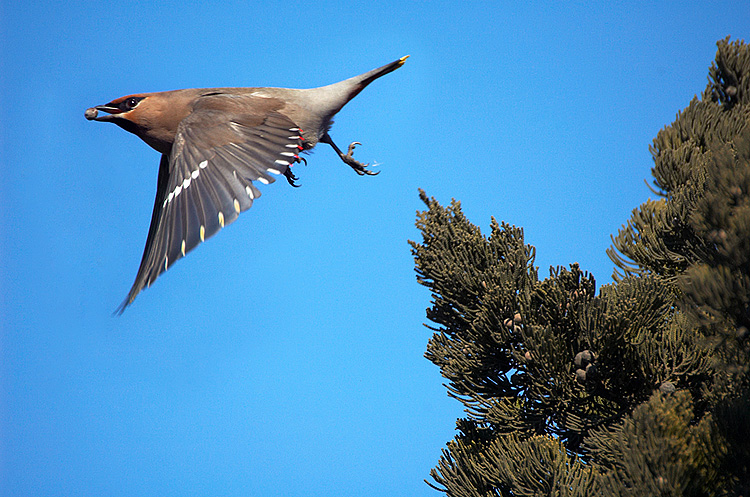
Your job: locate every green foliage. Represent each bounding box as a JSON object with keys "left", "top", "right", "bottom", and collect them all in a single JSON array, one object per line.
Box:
[
  {"left": 586, "top": 391, "right": 720, "bottom": 496},
  {"left": 430, "top": 429, "right": 599, "bottom": 497},
  {"left": 413, "top": 37, "right": 750, "bottom": 496},
  {"left": 610, "top": 37, "right": 750, "bottom": 374}
]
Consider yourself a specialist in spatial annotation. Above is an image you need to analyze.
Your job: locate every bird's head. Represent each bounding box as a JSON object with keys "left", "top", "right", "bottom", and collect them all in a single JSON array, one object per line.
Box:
[
  {"left": 85, "top": 94, "right": 157, "bottom": 141},
  {"left": 86, "top": 94, "right": 150, "bottom": 123},
  {"left": 86, "top": 92, "right": 188, "bottom": 154}
]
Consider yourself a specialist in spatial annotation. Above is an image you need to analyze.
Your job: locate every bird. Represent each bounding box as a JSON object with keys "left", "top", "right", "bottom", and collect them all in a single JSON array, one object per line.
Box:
[{"left": 86, "top": 55, "right": 408, "bottom": 313}]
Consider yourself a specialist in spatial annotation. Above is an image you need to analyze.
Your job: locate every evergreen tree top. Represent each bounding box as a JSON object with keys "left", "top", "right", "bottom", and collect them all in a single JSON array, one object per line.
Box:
[{"left": 413, "top": 37, "right": 750, "bottom": 496}]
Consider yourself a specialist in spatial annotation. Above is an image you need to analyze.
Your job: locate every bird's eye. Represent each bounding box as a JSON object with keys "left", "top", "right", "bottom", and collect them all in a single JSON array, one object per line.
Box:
[{"left": 120, "top": 97, "right": 142, "bottom": 111}]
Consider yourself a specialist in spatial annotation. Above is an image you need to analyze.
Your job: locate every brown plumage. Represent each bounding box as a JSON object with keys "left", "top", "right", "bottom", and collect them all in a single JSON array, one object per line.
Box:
[{"left": 87, "top": 56, "right": 408, "bottom": 313}]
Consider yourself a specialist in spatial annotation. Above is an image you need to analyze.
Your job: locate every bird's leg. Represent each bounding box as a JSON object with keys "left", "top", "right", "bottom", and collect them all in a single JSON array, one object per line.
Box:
[{"left": 320, "top": 133, "right": 379, "bottom": 176}]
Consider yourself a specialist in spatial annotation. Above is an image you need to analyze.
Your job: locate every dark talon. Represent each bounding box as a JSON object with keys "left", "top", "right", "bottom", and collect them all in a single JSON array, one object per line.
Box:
[
  {"left": 284, "top": 168, "right": 300, "bottom": 187},
  {"left": 283, "top": 154, "right": 307, "bottom": 187}
]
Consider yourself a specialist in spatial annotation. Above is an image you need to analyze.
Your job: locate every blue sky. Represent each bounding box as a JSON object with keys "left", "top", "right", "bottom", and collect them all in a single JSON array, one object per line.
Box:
[{"left": 1, "top": 2, "right": 747, "bottom": 496}]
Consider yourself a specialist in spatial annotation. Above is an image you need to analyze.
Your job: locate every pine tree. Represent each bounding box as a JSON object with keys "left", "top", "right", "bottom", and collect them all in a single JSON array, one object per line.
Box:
[{"left": 411, "top": 37, "right": 750, "bottom": 496}]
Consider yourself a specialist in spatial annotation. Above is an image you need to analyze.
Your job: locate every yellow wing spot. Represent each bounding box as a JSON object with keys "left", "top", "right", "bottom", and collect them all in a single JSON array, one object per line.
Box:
[
  {"left": 233, "top": 199, "right": 241, "bottom": 214},
  {"left": 181, "top": 239, "right": 186, "bottom": 257},
  {"left": 200, "top": 225, "right": 205, "bottom": 242},
  {"left": 218, "top": 211, "right": 225, "bottom": 228}
]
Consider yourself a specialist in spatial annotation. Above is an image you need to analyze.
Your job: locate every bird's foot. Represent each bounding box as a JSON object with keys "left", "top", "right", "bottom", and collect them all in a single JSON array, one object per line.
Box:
[
  {"left": 284, "top": 168, "right": 300, "bottom": 187},
  {"left": 284, "top": 155, "right": 307, "bottom": 187},
  {"left": 342, "top": 142, "right": 379, "bottom": 176}
]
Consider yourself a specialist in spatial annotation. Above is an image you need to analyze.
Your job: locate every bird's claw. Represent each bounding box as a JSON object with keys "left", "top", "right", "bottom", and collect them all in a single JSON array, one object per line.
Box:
[
  {"left": 347, "top": 142, "right": 361, "bottom": 155},
  {"left": 284, "top": 168, "right": 300, "bottom": 187},
  {"left": 284, "top": 155, "right": 307, "bottom": 187},
  {"left": 343, "top": 141, "right": 379, "bottom": 176}
]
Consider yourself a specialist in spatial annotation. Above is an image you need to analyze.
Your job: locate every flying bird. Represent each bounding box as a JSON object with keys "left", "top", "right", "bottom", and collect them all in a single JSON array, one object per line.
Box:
[{"left": 87, "top": 56, "right": 408, "bottom": 313}]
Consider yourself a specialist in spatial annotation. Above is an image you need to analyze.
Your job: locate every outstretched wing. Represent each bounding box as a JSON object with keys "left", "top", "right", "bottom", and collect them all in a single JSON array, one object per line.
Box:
[{"left": 117, "top": 93, "right": 305, "bottom": 312}]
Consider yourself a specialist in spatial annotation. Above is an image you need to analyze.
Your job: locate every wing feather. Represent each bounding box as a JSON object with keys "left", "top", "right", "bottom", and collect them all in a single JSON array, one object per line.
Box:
[{"left": 117, "top": 93, "right": 304, "bottom": 312}]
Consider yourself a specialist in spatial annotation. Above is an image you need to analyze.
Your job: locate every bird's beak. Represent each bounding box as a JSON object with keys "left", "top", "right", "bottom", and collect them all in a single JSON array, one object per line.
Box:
[{"left": 85, "top": 104, "right": 121, "bottom": 122}]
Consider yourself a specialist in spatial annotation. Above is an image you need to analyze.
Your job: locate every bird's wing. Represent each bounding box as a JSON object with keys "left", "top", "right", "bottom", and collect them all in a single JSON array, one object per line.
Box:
[{"left": 117, "top": 94, "right": 304, "bottom": 312}]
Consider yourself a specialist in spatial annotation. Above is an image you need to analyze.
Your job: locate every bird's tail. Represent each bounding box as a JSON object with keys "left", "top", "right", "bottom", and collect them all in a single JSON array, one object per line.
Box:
[
  {"left": 351, "top": 55, "right": 410, "bottom": 91},
  {"left": 307, "top": 56, "right": 409, "bottom": 117}
]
